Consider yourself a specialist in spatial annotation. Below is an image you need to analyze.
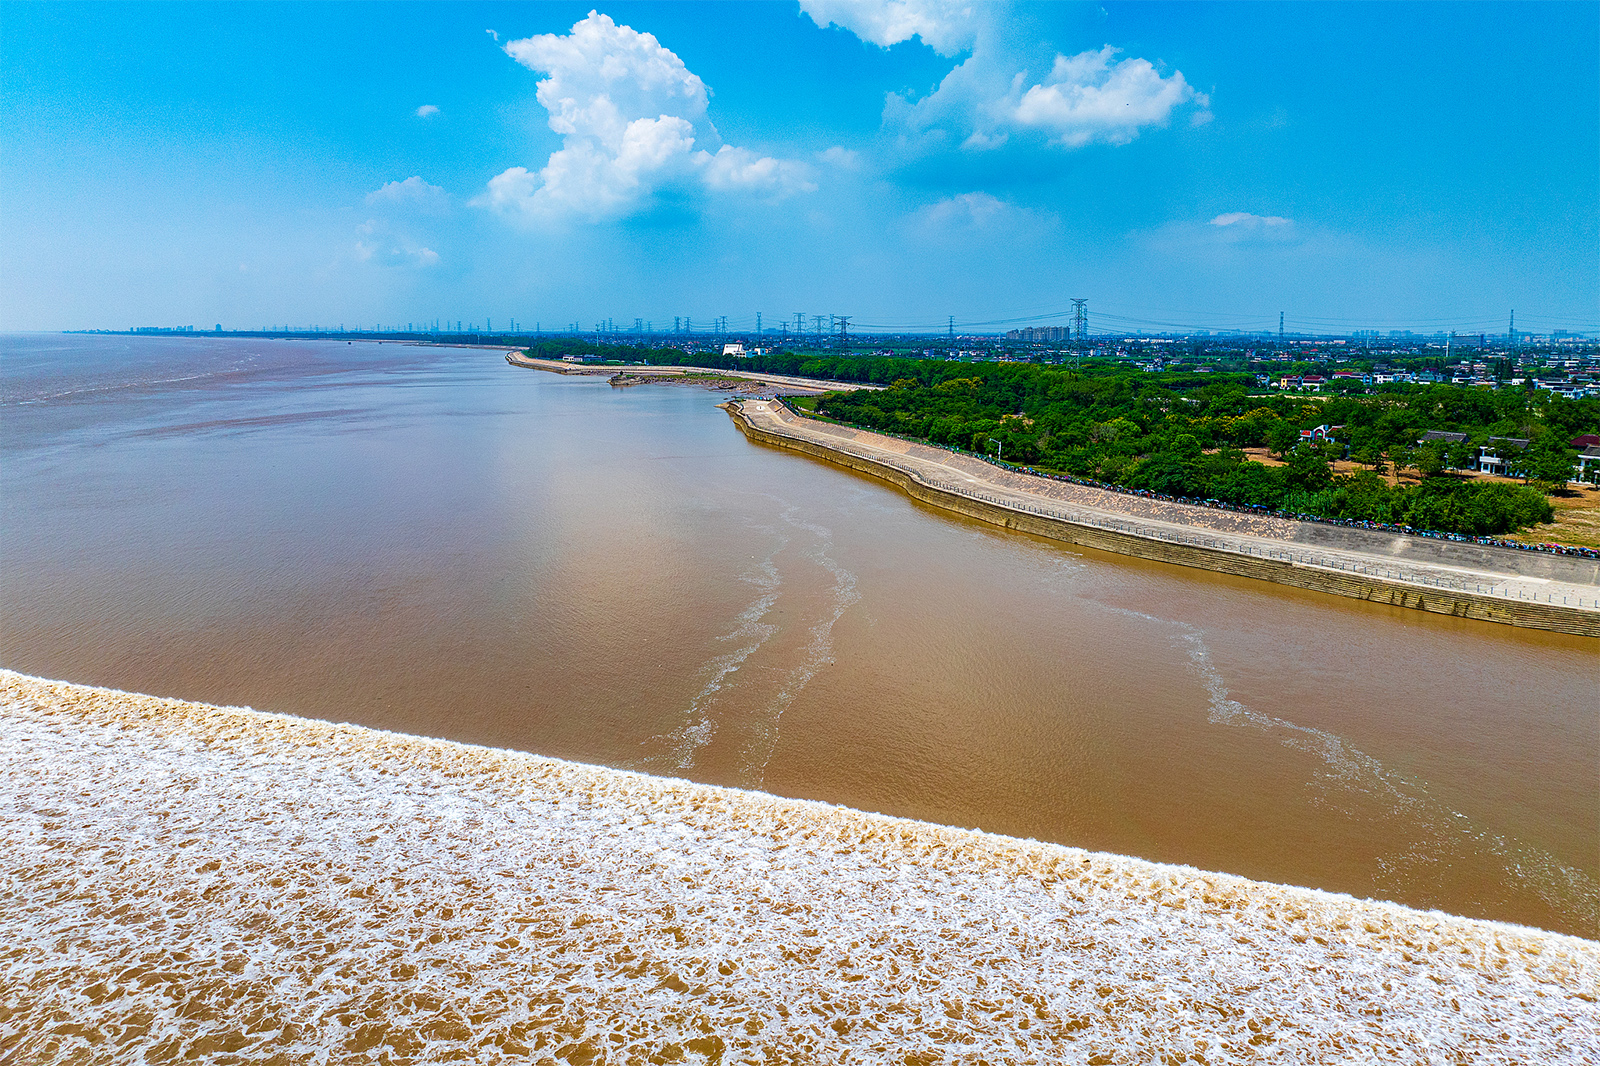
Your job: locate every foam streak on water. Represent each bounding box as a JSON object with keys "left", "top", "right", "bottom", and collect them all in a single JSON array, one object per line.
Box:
[
  {"left": 659, "top": 523, "right": 786, "bottom": 772},
  {"left": 3, "top": 670, "right": 1596, "bottom": 1065},
  {"left": 741, "top": 508, "right": 860, "bottom": 784},
  {"left": 1172, "top": 624, "right": 1600, "bottom": 928}
]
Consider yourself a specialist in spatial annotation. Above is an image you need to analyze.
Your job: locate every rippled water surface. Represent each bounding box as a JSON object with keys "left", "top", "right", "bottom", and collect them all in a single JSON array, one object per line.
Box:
[{"left": 3, "top": 334, "right": 1596, "bottom": 936}]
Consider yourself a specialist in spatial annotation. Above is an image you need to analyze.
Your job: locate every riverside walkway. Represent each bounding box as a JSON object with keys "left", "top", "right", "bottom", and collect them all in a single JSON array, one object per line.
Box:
[{"left": 730, "top": 399, "right": 1600, "bottom": 634}]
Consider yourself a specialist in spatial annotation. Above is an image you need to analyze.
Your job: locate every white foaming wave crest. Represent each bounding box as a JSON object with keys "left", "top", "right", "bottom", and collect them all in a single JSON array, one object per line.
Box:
[
  {"left": 656, "top": 523, "right": 787, "bottom": 771},
  {"left": 2, "top": 670, "right": 1596, "bottom": 1064},
  {"left": 739, "top": 507, "right": 861, "bottom": 783}
]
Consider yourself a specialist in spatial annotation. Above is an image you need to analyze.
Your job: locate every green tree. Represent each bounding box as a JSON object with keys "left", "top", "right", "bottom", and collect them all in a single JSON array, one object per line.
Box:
[
  {"left": 1413, "top": 443, "right": 1445, "bottom": 479},
  {"left": 1526, "top": 443, "right": 1578, "bottom": 494},
  {"left": 1446, "top": 439, "right": 1478, "bottom": 472},
  {"left": 1266, "top": 420, "right": 1300, "bottom": 458},
  {"left": 1284, "top": 446, "right": 1334, "bottom": 493},
  {"left": 1352, "top": 443, "right": 1387, "bottom": 474}
]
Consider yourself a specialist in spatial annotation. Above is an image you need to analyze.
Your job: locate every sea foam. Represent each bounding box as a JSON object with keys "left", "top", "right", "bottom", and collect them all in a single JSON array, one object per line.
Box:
[{"left": 2, "top": 670, "right": 1595, "bottom": 1064}]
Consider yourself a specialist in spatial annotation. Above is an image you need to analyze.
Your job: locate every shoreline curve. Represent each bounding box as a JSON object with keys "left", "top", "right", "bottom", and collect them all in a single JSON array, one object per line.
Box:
[{"left": 722, "top": 399, "right": 1600, "bottom": 637}]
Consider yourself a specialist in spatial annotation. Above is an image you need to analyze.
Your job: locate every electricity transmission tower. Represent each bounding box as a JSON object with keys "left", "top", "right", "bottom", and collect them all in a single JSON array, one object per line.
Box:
[
  {"left": 1071, "top": 299, "right": 1088, "bottom": 346},
  {"left": 812, "top": 314, "right": 826, "bottom": 338},
  {"left": 835, "top": 315, "right": 851, "bottom": 349}
]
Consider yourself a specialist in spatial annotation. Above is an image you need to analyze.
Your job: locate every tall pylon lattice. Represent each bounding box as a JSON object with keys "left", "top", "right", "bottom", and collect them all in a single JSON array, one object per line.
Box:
[
  {"left": 835, "top": 315, "right": 850, "bottom": 349},
  {"left": 1278, "top": 311, "right": 1285, "bottom": 346},
  {"left": 1071, "top": 299, "right": 1088, "bottom": 345}
]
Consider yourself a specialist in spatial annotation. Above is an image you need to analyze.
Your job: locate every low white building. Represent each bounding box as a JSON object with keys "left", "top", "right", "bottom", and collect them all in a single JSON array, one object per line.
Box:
[
  {"left": 722, "top": 342, "right": 746, "bottom": 357},
  {"left": 1477, "top": 436, "right": 1528, "bottom": 477}
]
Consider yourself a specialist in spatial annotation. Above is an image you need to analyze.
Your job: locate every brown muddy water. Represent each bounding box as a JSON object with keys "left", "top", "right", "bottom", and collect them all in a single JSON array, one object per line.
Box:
[{"left": 2, "top": 335, "right": 1596, "bottom": 937}]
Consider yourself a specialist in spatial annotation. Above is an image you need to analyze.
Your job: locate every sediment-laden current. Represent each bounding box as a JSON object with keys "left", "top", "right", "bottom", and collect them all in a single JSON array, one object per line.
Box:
[
  {"left": 2, "top": 335, "right": 1597, "bottom": 940},
  {"left": 4, "top": 671, "right": 1597, "bottom": 1063}
]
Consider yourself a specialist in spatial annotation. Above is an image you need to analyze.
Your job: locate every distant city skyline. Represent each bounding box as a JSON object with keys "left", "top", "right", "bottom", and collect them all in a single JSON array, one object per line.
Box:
[{"left": 3, "top": 1, "right": 1595, "bottom": 334}]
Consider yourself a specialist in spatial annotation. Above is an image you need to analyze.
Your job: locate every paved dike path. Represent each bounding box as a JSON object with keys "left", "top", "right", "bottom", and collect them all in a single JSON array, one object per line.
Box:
[{"left": 725, "top": 398, "right": 1600, "bottom": 637}]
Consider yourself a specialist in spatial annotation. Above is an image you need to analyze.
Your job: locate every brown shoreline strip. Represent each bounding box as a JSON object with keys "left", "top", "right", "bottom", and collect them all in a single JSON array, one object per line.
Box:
[{"left": 723, "top": 400, "right": 1600, "bottom": 637}]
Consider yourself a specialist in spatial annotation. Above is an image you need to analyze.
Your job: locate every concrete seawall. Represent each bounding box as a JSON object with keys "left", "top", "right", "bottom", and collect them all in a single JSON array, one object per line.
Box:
[{"left": 724, "top": 402, "right": 1600, "bottom": 638}]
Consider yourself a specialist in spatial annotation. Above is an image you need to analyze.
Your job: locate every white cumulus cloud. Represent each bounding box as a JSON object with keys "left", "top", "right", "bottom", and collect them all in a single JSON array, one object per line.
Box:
[
  {"left": 821, "top": 2, "right": 1203, "bottom": 154},
  {"left": 1013, "top": 47, "right": 1198, "bottom": 147},
  {"left": 799, "top": 0, "right": 978, "bottom": 57},
  {"left": 415, "top": 104, "right": 440, "bottom": 118},
  {"left": 483, "top": 11, "right": 809, "bottom": 223}
]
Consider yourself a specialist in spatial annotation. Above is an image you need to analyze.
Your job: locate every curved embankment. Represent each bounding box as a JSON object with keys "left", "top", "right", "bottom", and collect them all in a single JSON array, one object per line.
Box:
[
  {"left": 723, "top": 402, "right": 1600, "bottom": 638},
  {"left": 505, "top": 351, "right": 884, "bottom": 393},
  {"left": 4, "top": 671, "right": 1597, "bottom": 1064}
]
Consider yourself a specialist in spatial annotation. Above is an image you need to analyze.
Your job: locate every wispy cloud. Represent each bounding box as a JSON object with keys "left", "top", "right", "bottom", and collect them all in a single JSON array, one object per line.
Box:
[
  {"left": 818, "top": 146, "right": 861, "bottom": 170},
  {"left": 1210, "top": 211, "right": 1292, "bottom": 229},
  {"left": 365, "top": 176, "right": 450, "bottom": 212},
  {"left": 353, "top": 219, "right": 439, "bottom": 268},
  {"left": 415, "top": 104, "right": 440, "bottom": 118}
]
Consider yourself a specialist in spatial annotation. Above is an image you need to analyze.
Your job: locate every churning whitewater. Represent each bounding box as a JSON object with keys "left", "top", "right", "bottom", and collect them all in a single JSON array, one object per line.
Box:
[{"left": 3, "top": 670, "right": 1596, "bottom": 1065}]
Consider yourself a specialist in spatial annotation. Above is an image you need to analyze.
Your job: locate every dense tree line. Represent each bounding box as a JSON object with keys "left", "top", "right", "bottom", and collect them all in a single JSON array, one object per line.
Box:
[{"left": 523, "top": 342, "right": 1597, "bottom": 536}]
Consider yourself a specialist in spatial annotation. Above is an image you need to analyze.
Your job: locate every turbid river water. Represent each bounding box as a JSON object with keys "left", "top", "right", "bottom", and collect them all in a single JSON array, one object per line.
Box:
[{"left": 3, "top": 335, "right": 1595, "bottom": 937}]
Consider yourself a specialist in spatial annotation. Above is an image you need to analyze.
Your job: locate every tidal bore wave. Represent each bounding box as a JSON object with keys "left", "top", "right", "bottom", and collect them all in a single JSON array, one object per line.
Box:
[{"left": 3, "top": 670, "right": 1595, "bottom": 1064}]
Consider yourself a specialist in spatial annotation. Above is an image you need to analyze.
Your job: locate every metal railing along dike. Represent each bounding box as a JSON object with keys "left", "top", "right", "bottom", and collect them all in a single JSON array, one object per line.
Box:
[{"left": 752, "top": 403, "right": 1600, "bottom": 612}]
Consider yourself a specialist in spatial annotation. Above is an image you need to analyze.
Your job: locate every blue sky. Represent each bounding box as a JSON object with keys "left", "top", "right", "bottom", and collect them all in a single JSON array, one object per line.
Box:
[{"left": 2, "top": 1, "right": 1595, "bottom": 335}]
